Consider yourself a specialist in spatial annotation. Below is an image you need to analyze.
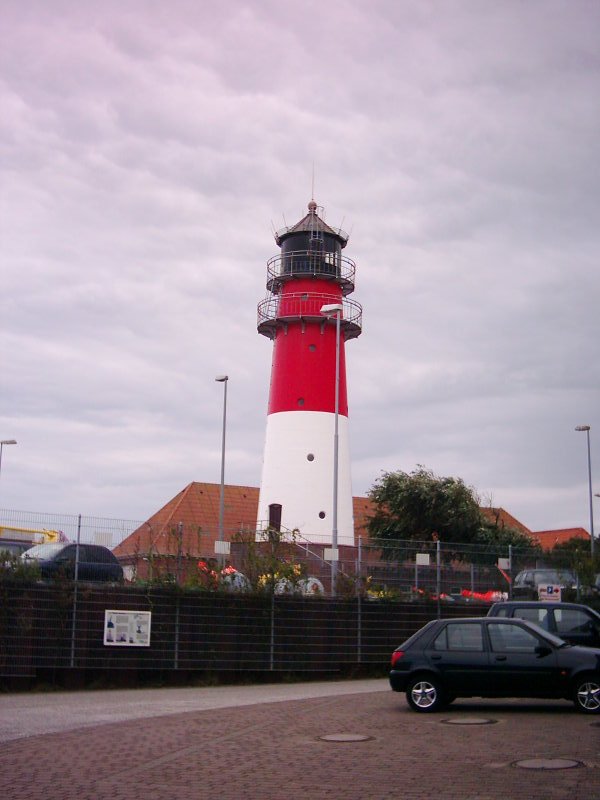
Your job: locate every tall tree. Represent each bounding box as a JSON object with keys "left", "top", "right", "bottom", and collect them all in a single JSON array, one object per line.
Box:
[
  {"left": 367, "top": 466, "right": 538, "bottom": 562},
  {"left": 367, "top": 466, "right": 483, "bottom": 549},
  {"left": 550, "top": 536, "right": 598, "bottom": 587}
]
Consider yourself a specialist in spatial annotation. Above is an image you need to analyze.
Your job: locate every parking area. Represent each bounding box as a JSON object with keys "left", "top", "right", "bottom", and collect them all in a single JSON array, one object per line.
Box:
[{"left": 0, "top": 681, "right": 598, "bottom": 799}]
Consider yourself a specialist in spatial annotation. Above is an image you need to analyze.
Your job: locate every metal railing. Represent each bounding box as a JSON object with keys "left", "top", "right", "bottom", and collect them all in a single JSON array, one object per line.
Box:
[
  {"left": 265, "top": 250, "right": 356, "bottom": 294},
  {"left": 257, "top": 292, "right": 362, "bottom": 339}
]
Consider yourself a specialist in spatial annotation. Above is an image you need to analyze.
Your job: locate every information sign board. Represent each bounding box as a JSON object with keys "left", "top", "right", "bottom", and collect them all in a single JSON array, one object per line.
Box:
[{"left": 104, "top": 610, "right": 151, "bottom": 646}]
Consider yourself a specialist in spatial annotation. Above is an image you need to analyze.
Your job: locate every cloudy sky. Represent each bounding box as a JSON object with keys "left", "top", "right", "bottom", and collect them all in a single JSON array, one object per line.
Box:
[{"left": 2, "top": 0, "right": 599, "bottom": 537}]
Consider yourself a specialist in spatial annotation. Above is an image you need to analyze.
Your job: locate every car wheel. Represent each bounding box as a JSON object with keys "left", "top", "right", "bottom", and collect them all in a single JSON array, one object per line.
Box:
[
  {"left": 406, "top": 676, "right": 444, "bottom": 713},
  {"left": 573, "top": 675, "right": 600, "bottom": 714}
]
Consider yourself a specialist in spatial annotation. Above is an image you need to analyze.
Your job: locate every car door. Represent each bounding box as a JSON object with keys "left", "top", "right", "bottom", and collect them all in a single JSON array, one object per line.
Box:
[
  {"left": 485, "top": 620, "right": 561, "bottom": 698},
  {"left": 425, "top": 621, "right": 489, "bottom": 695}
]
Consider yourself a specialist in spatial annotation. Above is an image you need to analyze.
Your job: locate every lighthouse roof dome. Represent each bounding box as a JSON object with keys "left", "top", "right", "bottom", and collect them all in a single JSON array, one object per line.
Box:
[{"left": 274, "top": 200, "right": 349, "bottom": 247}]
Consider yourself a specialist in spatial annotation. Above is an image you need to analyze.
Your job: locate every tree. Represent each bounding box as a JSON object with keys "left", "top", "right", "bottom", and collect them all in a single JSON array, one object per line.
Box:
[
  {"left": 367, "top": 466, "right": 540, "bottom": 563},
  {"left": 474, "top": 516, "right": 541, "bottom": 565},
  {"left": 367, "top": 467, "right": 483, "bottom": 556},
  {"left": 550, "top": 536, "right": 599, "bottom": 588}
]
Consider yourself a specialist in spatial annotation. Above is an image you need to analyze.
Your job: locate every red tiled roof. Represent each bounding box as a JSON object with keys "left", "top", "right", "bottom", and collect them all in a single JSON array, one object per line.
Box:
[
  {"left": 353, "top": 495, "right": 375, "bottom": 540},
  {"left": 531, "top": 528, "right": 590, "bottom": 549},
  {"left": 115, "top": 483, "right": 544, "bottom": 557},
  {"left": 480, "top": 507, "right": 532, "bottom": 536},
  {"left": 113, "top": 482, "right": 259, "bottom": 559},
  {"left": 114, "top": 483, "right": 379, "bottom": 558}
]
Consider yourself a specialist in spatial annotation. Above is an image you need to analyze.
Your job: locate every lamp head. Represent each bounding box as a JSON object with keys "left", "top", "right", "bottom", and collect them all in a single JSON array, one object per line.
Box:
[
  {"left": 215, "top": 375, "right": 229, "bottom": 382},
  {"left": 320, "top": 303, "right": 343, "bottom": 316},
  {"left": 0, "top": 440, "right": 17, "bottom": 446},
  {"left": 575, "top": 425, "right": 591, "bottom": 432}
]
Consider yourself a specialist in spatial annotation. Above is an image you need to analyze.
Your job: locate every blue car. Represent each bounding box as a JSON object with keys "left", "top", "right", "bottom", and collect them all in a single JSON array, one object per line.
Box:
[{"left": 22, "top": 542, "right": 123, "bottom": 582}]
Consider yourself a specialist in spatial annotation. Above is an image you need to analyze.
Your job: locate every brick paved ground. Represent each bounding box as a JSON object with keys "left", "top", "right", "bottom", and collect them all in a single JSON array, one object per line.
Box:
[{"left": 1, "top": 690, "right": 599, "bottom": 799}]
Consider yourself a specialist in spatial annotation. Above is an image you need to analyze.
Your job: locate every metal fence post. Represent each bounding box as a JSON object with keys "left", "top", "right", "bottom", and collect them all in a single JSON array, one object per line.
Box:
[
  {"left": 174, "top": 596, "right": 180, "bottom": 670},
  {"left": 508, "top": 545, "right": 513, "bottom": 600},
  {"left": 70, "top": 514, "right": 82, "bottom": 668},
  {"left": 357, "top": 536, "right": 362, "bottom": 664},
  {"left": 436, "top": 540, "right": 441, "bottom": 619},
  {"left": 269, "top": 591, "right": 275, "bottom": 671}
]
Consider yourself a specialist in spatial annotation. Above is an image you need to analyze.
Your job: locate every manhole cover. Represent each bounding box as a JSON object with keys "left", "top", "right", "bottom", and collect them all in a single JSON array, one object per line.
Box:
[
  {"left": 318, "top": 733, "right": 373, "bottom": 742},
  {"left": 441, "top": 717, "right": 497, "bottom": 725},
  {"left": 513, "top": 758, "right": 583, "bottom": 770}
]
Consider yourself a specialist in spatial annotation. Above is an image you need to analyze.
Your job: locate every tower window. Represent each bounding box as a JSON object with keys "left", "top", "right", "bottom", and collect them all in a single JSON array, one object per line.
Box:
[
  {"left": 297, "top": 398, "right": 305, "bottom": 406},
  {"left": 307, "top": 453, "right": 315, "bottom": 461},
  {"left": 308, "top": 344, "right": 316, "bottom": 352},
  {"left": 318, "top": 511, "right": 326, "bottom": 519}
]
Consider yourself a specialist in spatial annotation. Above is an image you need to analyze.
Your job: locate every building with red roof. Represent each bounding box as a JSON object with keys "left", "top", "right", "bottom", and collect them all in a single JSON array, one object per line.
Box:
[
  {"left": 530, "top": 527, "right": 591, "bottom": 550},
  {"left": 112, "top": 481, "right": 586, "bottom": 580}
]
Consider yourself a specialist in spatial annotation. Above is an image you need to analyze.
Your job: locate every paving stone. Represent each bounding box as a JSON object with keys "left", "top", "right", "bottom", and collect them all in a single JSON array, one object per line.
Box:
[{"left": 0, "top": 689, "right": 598, "bottom": 799}]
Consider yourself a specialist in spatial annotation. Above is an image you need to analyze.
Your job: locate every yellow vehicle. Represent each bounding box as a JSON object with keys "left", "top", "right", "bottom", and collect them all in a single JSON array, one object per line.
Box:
[{"left": 0, "top": 525, "right": 65, "bottom": 557}]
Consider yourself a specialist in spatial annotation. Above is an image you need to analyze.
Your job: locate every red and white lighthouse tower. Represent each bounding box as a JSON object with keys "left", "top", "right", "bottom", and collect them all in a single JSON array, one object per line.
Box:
[{"left": 256, "top": 200, "right": 362, "bottom": 546}]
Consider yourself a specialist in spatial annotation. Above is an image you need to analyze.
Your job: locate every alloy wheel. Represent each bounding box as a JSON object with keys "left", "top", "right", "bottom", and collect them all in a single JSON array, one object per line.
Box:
[
  {"left": 576, "top": 680, "right": 600, "bottom": 713},
  {"left": 410, "top": 680, "right": 438, "bottom": 710}
]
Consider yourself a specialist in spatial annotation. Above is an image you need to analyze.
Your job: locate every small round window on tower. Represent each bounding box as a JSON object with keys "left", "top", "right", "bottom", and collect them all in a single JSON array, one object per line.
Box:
[
  {"left": 297, "top": 397, "right": 305, "bottom": 407},
  {"left": 307, "top": 453, "right": 315, "bottom": 461},
  {"left": 308, "top": 344, "right": 316, "bottom": 352},
  {"left": 319, "top": 511, "right": 326, "bottom": 519}
]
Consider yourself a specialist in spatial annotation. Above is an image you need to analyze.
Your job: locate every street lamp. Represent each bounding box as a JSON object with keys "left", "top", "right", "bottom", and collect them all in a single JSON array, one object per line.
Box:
[
  {"left": 215, "top": 376, "right": 228, "bottom": 543},
  {"left": 320, "top": 303, "right": 343, "bottom": 595},
  {"left": 0, "top": 440, "right": 17, "bottom": 488},
  {"left": 575, "top": 425, "right": 594, "bottom": 558}
]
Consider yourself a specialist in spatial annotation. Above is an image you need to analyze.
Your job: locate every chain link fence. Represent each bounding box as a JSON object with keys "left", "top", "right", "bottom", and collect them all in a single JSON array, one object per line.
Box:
[
  {"left": 1, "top": 508, "right": 597, "bottom": 600},
  {"left": 1, "top": 508, "right": 598, "bottom": 684},
  {"left": 0, "top": 508, "right": 142, "bottom": 549}
]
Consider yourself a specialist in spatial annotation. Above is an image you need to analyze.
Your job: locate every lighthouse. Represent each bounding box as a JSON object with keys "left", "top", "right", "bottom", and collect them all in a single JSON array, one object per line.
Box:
[{"left": 256, "top": 200, "right": 362, "bottom": 546}]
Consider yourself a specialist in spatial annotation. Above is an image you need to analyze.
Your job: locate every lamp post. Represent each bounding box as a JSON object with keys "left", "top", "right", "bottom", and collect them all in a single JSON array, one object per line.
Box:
[
  {"left": 575, "top": 425, "right": 594, "bottom": 558},
  {"left": 320, "top": 303, "right": 343, "bottom": 595},
  {"left": 0, "top": 440, "right": 17, "bottom": 490},
  {"left": 215, "top": 376, "right": 228, "bottom": 543}
]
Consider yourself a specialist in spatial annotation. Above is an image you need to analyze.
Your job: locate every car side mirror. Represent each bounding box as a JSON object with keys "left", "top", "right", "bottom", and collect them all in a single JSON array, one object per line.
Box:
[{"left": 535, "top": 645, "right": 552, "bottom": 657}]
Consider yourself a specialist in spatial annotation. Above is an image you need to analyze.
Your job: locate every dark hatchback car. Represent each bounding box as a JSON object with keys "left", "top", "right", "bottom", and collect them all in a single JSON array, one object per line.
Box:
[
  {"left": 22, "top": 543, "right": 123, "bottom": 582},
  {"left": 487, "top": 601, "right": 600, "bottom": 648},
  {"left": 389, "top": 617, "right": 600, "bottom": 714}
]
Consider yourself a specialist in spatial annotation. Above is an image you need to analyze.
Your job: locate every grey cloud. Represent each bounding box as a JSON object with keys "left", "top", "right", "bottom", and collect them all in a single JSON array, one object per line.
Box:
[{"left": 1, "top": 0, "right": 599, "bottom": 536}]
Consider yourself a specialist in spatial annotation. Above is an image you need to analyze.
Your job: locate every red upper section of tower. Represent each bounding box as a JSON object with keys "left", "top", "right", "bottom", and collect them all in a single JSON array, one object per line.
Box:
[
  {"left": 257, "top": 201, "right": 361, "bottom": 417},
  {"left": 268, "top": 280, "right": 348, "bottom": 415}
]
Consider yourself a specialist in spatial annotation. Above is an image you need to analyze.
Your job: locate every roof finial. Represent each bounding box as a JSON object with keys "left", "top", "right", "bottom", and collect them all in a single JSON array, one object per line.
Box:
[{"left": 308, "top": 198, "right": 317, "bottom": 213}]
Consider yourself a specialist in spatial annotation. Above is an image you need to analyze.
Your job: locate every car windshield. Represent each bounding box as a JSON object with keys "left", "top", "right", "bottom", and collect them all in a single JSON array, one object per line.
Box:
[
  {"left": 534, "top": 570, "right": 575, "bottom": 583},
  {"left": 21, "top": 543, "right": 67, "bottom": 559},
  {"left": 520, "top": 619, "right": 569, "bottom": 648},
  {"left": 0, "top": 542, "right": 30, "bottom": 556}
]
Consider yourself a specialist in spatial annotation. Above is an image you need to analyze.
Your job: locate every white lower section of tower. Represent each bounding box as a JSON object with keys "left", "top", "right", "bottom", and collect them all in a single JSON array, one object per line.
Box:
[{"left": 257, "top": 410, "right": 355, "bottom": 546}]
